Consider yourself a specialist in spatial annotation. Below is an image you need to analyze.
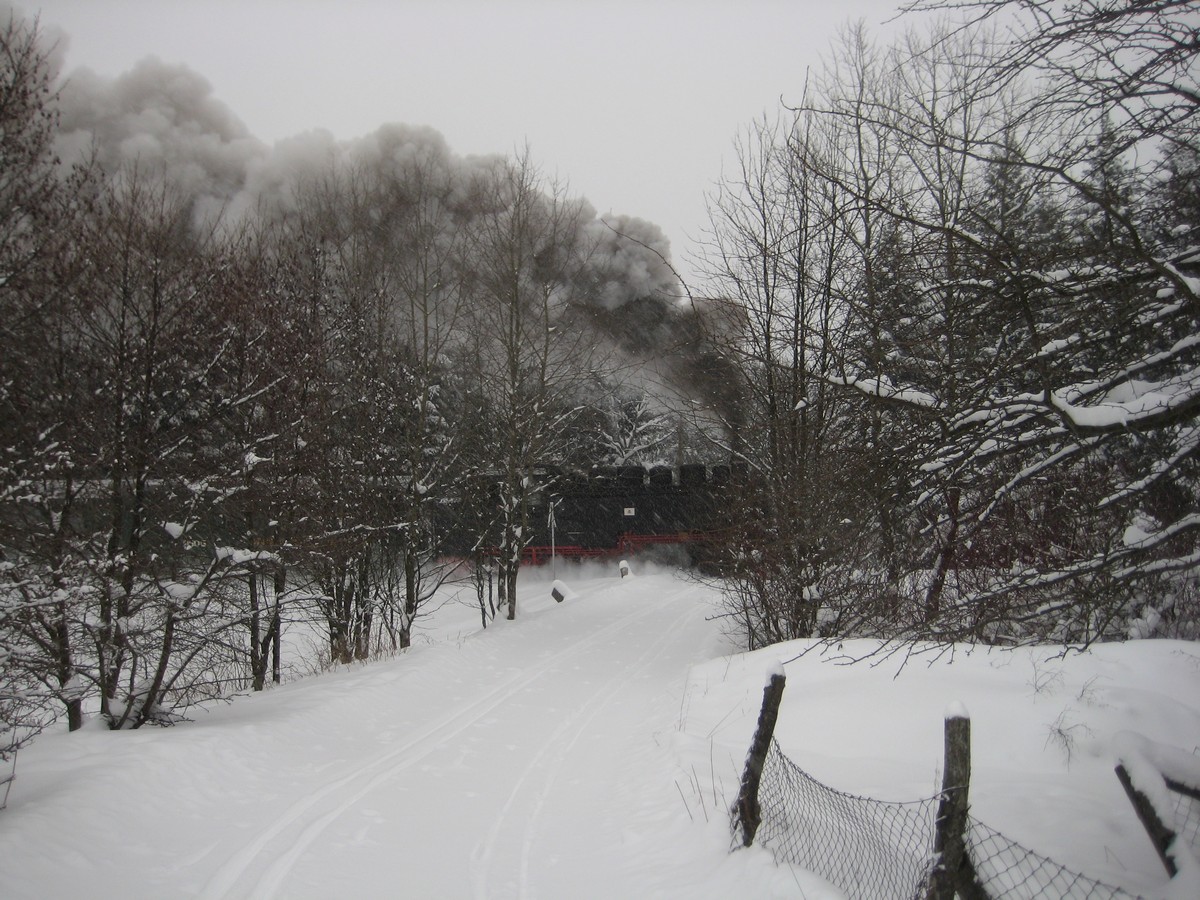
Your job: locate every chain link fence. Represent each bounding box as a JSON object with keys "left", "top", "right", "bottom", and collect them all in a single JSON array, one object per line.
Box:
[
  {"left": 743, "top": 738, "right": 1149, "bottom": 900},
  {"left": 1168, "top": 778, "right": 1200, "bottom": 859},
  {"left": 750, "top": 741, "right": 939, "bottom": 897},
  {"left": 964, "top": 818, "right": 1143, "bottom": 900}
]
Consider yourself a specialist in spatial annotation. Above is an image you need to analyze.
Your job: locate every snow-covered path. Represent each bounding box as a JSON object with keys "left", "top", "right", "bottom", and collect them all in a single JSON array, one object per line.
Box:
[
  {"left": 199, "top": 575, "right": 721, "bottom": 899},
  {"left": 9, "top": 567, "right": 1192, "bottom": 899},
  {"left": 0, "top": 571, "right": 742, "bottom": 900}
]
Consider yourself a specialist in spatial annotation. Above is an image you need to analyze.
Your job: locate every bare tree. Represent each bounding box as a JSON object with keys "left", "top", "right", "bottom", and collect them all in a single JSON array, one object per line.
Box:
[
  {"left": 338, "top": 128, "right": 473, "bottom": 650},
  {"left": 0, "top": 10, "right": 95, "bottom": 735},
  {"left": 205, "top": 225, "right": 308, "bottom": 691},
  {"left": 800, "top": 5, "right": 1200, "bottom": 644},
  {"left": 461, "top": 150, "right": 603, "bottom": 620},
  {"left": 72, "top": 168, "right": 284, "bottom": 727},
  {"left": 697, "top": 107, "right": 871, "bottom": 646}
]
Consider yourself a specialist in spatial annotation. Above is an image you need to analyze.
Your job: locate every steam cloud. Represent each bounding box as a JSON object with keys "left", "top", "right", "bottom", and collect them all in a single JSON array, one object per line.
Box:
[
  {"left": 42, "top": 24, "right": 729, "bottom": 422},
  {"left": 50, "top": 48, "right": 680, "bottom": 307},
  {"left": 55, "top": 58, "right": 266, "bottom": 224}
]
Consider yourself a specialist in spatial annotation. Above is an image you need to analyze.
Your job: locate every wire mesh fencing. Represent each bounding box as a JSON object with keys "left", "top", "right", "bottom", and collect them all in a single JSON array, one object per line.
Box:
[
  {"left": 749, "top": 740, "right": 939, "bottom": 898},
  {"left": 741, "top": 737, "right": 1149, "bottom": 900},
  {"left": 965, "top": 818, "right": 1143, "bottom": 900},
  {"left": 1168, "top": 778, "right": 1200, "bottom": 860}
]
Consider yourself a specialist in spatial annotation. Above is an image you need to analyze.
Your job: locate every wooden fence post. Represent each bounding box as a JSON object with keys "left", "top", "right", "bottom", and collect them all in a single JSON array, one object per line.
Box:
[
  {"left": 733, "top": 667, "right": 787, "bottom": 848},
  {"left": 928, "top": 705, "right": 972, "bottom": 900},
  {"left": 1115, "top": 763, "right": 1179, "bottom": 878}
]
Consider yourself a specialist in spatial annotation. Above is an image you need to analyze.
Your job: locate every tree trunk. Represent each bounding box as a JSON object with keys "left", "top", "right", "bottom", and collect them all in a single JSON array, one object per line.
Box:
[{"left": 249, "top": 572, "right": 265, "bottom": 691}]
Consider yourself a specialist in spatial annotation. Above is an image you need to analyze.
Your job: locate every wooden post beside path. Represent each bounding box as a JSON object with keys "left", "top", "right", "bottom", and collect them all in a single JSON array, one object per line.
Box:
[
  {"left": 928, "top": 705, "right": 973, "bottom": 900},
  {"left": 733, "top": 666, "right": 787, "bottom": 848}
]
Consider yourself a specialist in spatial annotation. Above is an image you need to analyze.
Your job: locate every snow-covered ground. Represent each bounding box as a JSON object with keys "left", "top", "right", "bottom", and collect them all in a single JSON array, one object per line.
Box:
[{"left": 0, "top": 566, "right": 1197, "bottom": 898}]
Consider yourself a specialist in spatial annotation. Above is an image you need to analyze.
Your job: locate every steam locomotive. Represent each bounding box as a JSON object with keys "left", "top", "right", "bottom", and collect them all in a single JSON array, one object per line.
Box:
[{"left": 515, "top": 462, "right": 747, "bottom": 565}]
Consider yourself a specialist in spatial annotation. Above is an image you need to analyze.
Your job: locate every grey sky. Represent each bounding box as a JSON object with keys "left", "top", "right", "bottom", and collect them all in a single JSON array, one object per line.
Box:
[{"left": 28, "top": 0, "right": 904, "bottom": 283}]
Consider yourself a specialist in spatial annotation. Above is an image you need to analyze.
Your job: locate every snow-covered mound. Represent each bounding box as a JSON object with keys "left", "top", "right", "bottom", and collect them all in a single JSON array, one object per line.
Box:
[{"left": 677, "top": 637, "right": 1200, "bottom": 898}]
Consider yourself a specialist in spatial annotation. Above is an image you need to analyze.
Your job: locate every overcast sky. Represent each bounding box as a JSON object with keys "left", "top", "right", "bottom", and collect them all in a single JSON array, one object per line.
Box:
[{"left": 28, "top": 0, "right": 905, "bottom": 283}]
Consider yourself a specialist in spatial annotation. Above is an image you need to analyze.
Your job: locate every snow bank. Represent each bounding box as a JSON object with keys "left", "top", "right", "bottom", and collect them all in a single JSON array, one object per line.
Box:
[
  {"left": 677, "top": 637, "right": 1200, "bottom": 899},
  {"left": 945, "top": 699, "right": 970, "bottom": 720}
]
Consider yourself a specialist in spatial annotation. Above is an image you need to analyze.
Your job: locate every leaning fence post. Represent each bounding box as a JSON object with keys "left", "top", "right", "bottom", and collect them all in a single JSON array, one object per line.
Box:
[
  {"left": 927, "top": 704, "right": 972, "bottom": 900},
  {"left": 732, "top": 664, "right": 786, "bottom": 848},
  {"left": 1114, "top": 763, "right": 1178, "bottom": 877}
]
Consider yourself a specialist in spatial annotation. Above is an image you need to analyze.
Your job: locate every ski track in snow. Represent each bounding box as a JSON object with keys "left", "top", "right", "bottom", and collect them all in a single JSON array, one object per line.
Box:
[
  {"left": 199, "top": 578, "right": 692, "bottom": 900},
  {"left": 470, "top": 583, "right": 696, "bottom": 899}
]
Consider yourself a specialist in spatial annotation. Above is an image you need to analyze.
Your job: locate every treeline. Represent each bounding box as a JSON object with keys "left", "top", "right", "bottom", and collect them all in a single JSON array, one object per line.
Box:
[
  {"left": 700, "top": 1, "right": 1200, "bottom": 650},
  {"left": 0, "top": 11, "right": 693, "bottom": 749},
  {"left": 5, "top": 0, "right": 1198, "bottom": 759}
]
